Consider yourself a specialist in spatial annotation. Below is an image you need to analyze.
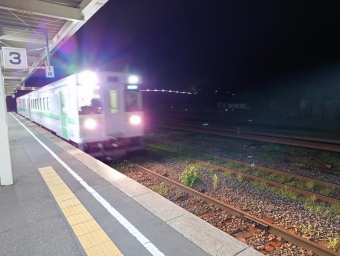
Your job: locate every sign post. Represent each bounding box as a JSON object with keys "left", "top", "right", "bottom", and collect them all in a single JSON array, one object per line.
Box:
[
  {"left": 0, "top": 68, "right": 13, "bottom": 185},
  {"left": 0, "top": 47, "right": 28, "bottom": 185}
]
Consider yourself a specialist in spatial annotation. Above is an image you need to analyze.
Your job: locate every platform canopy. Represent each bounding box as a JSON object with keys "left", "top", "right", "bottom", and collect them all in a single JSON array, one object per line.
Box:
[{"left": 0, "top": 0, "right": 108, "bottom": 96}]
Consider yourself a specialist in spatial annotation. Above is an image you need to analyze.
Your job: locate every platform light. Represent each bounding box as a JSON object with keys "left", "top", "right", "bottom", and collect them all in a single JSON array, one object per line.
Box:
[
  {"left": 128, "top": 75, "right": 139, "bottom": 84},
  {"left": 79, "top": 71, "right": 98, "bottom": 86}
]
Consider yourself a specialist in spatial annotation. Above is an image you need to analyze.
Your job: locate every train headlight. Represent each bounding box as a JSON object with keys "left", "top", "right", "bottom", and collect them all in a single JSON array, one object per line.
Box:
[
  {"left": 129, "top": 115, "right": 141, "bottom": 125},
  {"left": 84, "top": 118, "right": 97, "bottom": 129},
  {"left": 128, "top": 75, "right": 139, "bottom": 84},
  {"left": 79, "top": 71, "right": 98, "bottom": 86}
]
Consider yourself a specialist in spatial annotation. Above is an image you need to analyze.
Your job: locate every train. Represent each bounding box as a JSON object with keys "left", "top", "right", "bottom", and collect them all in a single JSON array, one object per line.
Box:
[{"left": 16, "top": 71, "right": 144, "bottom": 160}]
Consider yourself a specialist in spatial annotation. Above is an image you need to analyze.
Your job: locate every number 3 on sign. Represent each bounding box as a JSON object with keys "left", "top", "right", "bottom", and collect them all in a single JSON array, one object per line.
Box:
[{"left": 1, "top": 47, "right": 28, "bottom": 69}]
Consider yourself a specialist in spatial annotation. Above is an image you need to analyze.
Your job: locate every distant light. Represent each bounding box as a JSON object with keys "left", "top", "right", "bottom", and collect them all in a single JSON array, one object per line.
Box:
[
  {"left": 232, "top": 94, "right": 234, "bottom": 95},
  {"left": 139, "top": 89, "right": 196, "bottom": 94},
  {"left": 127, "top": 85, "right": 138, "bottom": 90},
  {"left": 215, "top": 90, "right": 217, "bottom": 92},
  {"left": 128, "top": 75, "right": 139, "bottom": 84}
]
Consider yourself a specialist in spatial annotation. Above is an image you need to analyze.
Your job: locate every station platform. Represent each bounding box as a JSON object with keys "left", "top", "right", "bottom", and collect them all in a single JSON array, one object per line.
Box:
[{"left": 0, "top": 113, "right": 261, "bottom": 256}]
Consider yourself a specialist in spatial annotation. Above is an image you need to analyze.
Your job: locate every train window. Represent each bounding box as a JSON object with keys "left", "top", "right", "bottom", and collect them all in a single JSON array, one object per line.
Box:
[
  {"left": 43, "top": 98, "right": 45, "bottom": 110},
  {"left": 109, "top": 90, "right": 118, "bottom": 114},
  {"left": 77, "top": 85, "right": 101, "bottom": 115},
  {"left": 125, "top": 91, "right": 142, "bottom": 112}
]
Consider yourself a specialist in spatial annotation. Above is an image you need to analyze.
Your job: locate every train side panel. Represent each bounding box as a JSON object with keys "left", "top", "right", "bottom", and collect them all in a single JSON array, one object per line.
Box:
[{"left": 16, "top": 71, "right": 144, "bottom": 158}]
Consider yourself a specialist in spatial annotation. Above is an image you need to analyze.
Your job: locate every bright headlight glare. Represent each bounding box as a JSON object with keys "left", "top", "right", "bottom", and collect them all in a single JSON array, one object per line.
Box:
[
  {"left": 128, "top": 75, "right": 139, "bottom": 84},
  {"left": 129, "top": 115, "right": 141, "bottom": 125},
  {"left": 84, "top": 118, "right": 97, "bottom": 129},
  {"left": 79, "top": 71, "right": 98, "bottom": 86}
]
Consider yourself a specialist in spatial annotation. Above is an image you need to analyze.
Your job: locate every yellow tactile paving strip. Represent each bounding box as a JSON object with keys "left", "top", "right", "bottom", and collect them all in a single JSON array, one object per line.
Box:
[{"left": 39, "top": 166, "right": 123, "bottom": 256}]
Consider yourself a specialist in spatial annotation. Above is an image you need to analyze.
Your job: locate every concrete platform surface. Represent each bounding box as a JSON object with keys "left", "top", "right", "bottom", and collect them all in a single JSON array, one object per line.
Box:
[{"left": 0, "top": 113, "right": 262, "bottom": 256}]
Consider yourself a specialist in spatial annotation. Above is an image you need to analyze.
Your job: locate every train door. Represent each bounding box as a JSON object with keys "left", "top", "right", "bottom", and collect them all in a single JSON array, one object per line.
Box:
[
  {"left": 59, "top": 91, "right": 68, "bottom": 139},
  {"left": 104, "top": 84, "right": 124, "bottom": 136}
]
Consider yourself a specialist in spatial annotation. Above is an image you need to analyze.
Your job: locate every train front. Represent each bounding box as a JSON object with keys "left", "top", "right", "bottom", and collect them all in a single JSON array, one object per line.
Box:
[{"left": 76, "top": 71, "right": 144, "bottom": 160}]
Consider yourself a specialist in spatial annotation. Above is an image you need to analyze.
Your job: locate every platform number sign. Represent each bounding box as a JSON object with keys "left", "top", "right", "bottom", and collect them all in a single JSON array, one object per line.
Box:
[
  {"left": 1, "top": 47, "right": 28, "bottom": 69},
  {"left": 45, "top": 65, "right": 55, "bottom": 78}
]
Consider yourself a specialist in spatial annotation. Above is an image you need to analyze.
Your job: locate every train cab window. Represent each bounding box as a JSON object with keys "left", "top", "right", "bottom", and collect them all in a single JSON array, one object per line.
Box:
[
  {"left": 125, "top": 91, "right": 142, "bottom": 112},
  {"left": 77, "top": 85, "right": 102, "bottom": 115},
  {"left": 109, "top": 90, "right": 118, "bottom": 114}
]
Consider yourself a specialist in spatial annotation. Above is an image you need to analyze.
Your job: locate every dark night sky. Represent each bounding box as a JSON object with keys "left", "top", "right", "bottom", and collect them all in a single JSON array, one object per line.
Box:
[{"left": 27, "top": 0, "right": 340, "bottom": 94}]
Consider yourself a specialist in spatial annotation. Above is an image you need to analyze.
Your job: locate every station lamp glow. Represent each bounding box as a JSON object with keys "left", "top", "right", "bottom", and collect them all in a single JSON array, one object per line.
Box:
[{"left": 128, "top": 75, "right": 139, "bottom": 84}]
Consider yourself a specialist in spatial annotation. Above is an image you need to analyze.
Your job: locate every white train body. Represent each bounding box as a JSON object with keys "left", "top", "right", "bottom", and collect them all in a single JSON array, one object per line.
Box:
[{"left": 17, "top": 71, "right": 144, "bottom": 159}]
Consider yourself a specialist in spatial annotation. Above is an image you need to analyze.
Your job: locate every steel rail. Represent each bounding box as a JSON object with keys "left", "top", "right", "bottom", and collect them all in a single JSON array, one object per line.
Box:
[
  {"left": 130, "top": 162, "right": 339, "bottom": 256},
  {"left": 146, "top": 142, "right": 340, "bottom": 191},
  {"left": 156, "top": 124, "right": 340, "bottom": 153},
  {"left": 146, "top": 145, "right": 340, "bottom": 205},
  {"left": 214, "top": 155, "right": 340, "bottom": 191},
  {"left": 156, "top": 120, "right": 340, "bottom": 145}
]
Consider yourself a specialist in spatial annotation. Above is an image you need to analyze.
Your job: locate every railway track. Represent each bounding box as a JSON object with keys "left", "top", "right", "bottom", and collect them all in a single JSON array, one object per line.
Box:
[
  {"left": 123, "top": 161, "right": 339, "bottom": 256},
  {"left": 145, "top": 145, "right": 340, "bottom": 205},
  {"left": 155, "top": 123, "right": 340, "bottom": 153}
]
